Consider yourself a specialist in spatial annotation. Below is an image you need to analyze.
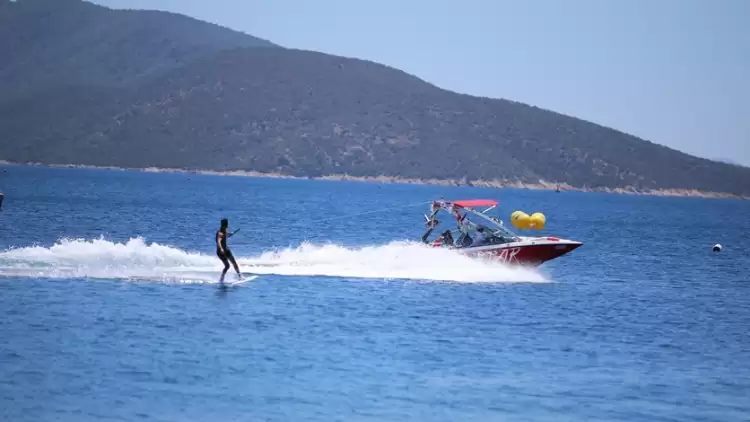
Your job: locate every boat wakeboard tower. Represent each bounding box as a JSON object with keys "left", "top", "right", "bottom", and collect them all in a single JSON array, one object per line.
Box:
[{"left": 422, "top": 199, "right": 582, "bottom": 266}]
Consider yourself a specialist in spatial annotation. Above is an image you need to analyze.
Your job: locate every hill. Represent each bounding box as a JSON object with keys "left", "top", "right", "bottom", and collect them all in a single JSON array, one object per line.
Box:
[
  {"left": 1, "top": 0, "right": 749, "bottom": 198},
  {"left": 0, "top": 0, "right": 276, "bottom": 101}
]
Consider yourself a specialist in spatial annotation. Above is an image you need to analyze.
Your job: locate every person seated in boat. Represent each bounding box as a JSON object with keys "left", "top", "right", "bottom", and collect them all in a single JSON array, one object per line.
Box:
[
  {"left": 456, "top": 230, "right": 473, "bottom": 247},
  {"left": 471, "top": 226, "right": 491, "bottom": 246},
  {"left": 432, "top": 229, "right": 454, "bottom": 247},
  {"left": 454, "top": 214, "right": 474, "bottom": 247}
]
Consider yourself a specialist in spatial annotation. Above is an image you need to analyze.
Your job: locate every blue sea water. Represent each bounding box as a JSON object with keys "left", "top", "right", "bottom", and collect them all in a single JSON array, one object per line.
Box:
[{"left": 1, "top": 164, "right": 749, "bottom": 422}]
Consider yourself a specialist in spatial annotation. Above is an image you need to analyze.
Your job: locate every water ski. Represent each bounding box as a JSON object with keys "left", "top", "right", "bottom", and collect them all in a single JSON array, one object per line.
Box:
[{"left": 223, "top": 275, "right": 259, "bottom": 285}]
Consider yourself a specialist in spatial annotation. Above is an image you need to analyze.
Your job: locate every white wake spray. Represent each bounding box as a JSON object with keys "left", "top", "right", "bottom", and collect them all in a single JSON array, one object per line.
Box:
[{"left": 0, "top": 237, "right": 549, "bottom": 284}]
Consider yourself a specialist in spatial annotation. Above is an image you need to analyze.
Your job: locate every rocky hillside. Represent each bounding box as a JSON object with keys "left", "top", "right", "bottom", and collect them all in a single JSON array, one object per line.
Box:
[
  {"left": 2, "top": 0, "right": 749, "bottom": 197},
  {"left": 0, "top": 0, "right": 275, "bottom": 100}
]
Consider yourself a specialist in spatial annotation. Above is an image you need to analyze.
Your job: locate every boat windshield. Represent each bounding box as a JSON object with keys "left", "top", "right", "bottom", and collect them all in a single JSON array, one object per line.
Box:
[
  {"left": 431, "top": 204, "right": 522, "bottom": 243},
  {"left": 471, "top": 213, "right": 521, "bottom": 242}
]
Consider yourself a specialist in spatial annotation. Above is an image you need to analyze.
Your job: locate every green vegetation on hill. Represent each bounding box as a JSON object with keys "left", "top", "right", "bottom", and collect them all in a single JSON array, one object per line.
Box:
[
  {"left": 0, "top": 0, "right": 275, "bottom": 100},
  {"left": 2, "top": 0, "right": 749, "bottom": 197}
]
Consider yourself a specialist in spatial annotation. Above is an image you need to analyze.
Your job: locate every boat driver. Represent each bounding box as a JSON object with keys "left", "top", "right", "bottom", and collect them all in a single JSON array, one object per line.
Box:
[{"left": 471, "top": 226, "right": 490, "bottom": 246}]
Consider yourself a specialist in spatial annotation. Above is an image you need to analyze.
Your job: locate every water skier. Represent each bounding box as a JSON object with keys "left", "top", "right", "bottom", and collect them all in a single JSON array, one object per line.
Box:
[{"left": 216, "top": 218, "right": 241, "bottom": 283}]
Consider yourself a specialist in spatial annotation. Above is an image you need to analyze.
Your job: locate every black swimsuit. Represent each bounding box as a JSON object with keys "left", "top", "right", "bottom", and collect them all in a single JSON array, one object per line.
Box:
[{"left": 216, "top": 229, "right": 233, "bottom": 258}]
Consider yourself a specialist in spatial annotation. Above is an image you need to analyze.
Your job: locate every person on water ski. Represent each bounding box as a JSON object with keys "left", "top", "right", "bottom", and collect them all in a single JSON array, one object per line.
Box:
[{"left": 216, "top": 218, "right": 241, "bottom": 282}]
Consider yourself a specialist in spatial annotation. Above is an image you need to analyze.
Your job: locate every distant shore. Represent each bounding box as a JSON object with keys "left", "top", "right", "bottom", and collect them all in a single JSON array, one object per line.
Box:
[{"left": 1, "top": 160, "right": 746, "bottom": 200}]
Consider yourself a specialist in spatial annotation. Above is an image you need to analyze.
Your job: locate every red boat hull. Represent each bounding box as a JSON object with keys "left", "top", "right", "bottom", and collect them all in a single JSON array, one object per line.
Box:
[{"left": 440, "top": 237, "right": 582, "bottom": 266}]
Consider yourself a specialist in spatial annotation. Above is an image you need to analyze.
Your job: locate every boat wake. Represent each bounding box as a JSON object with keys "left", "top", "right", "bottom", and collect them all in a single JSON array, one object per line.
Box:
[{"left": 0, "top": 237, "right": 549, "bottom": 284}]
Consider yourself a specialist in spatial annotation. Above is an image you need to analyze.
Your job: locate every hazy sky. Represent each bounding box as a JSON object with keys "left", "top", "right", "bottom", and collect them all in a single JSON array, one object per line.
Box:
[{"left": 92, "top": 0, "right": 749, "bottom": 165}]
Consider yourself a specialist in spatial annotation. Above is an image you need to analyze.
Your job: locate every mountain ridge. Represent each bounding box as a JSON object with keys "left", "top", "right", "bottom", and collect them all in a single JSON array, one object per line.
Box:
[
  {"left": 0, "top": 0, "right": 277, "bottom": 100},
  {"left": 1, "top": 0, "right": 748, "bottom": 198}
]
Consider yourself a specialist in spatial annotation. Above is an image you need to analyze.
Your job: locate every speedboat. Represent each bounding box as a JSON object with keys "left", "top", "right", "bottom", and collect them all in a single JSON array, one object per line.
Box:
[{"left": 421, "top": 199, "right": 582, "bottom": 266}]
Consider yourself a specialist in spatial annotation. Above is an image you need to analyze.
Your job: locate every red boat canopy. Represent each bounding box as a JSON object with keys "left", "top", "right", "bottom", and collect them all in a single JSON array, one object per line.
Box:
[{"left": 451, "top": 199, "right": 498, "bottom": 208}]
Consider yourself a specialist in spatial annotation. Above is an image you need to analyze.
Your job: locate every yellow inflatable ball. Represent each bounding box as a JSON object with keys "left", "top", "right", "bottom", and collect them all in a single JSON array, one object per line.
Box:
[
  {"left": 511, "top": 211, "right": 531, "bottom": 230},
  {"left": 529, "top": 212, "right": 546, "bottom": 230}
]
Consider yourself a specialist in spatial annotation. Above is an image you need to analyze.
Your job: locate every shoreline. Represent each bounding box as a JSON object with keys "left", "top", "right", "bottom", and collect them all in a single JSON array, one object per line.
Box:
[{"left": 1, "top": 160, "right": 746, "bottom": 200}]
